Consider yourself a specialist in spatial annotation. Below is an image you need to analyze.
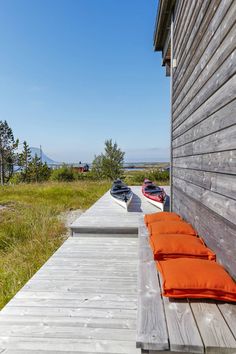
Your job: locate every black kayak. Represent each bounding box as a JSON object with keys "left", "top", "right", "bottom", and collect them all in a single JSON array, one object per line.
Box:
[{"left": 110, "top": 179, "right": 133, "bottom": 210}]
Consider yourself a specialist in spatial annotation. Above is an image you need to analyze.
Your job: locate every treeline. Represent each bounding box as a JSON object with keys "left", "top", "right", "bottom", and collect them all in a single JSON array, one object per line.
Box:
[
  {"left": 0, "top": 121, "right": 51, "bottom": 185},
  {"left": 0, "top": 120, "right": 169, "bottom": 185},
  {"left": 0, "top": 121, "right": 126, "bottom": 185},
  {"left": 0, "top": 120, "right": 76, "bottom": 184}
]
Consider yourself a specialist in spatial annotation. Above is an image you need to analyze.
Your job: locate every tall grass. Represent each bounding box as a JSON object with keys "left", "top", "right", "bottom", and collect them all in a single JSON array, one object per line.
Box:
[{"left": 0, "top": 181, "right": 110, "bottom": 308}]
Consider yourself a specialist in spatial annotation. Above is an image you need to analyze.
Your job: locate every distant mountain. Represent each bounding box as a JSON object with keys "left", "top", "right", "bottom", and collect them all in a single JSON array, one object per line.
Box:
[{"left": 30, "top": 147, "right": 59, "bottom": 165}]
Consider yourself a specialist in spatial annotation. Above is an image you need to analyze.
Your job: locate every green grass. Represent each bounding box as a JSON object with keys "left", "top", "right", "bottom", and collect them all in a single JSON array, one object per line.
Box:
[{"left": 0, "top": 181, "right": 110, "bottom": 308}]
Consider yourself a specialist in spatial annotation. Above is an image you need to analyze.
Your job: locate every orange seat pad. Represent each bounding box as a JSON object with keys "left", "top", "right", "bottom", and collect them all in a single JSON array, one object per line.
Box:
[
  {"left": 144, "top": 211, "right": 181, "bottom": 226},
  {"left": 149, "top": 220, "right": 197, "bottom": 236},
  {"left": 157, "top": 258, "right": 236, "bottom": 302},
  {"left": 149, "top": 234, "right": 216, "bottom": 261}
]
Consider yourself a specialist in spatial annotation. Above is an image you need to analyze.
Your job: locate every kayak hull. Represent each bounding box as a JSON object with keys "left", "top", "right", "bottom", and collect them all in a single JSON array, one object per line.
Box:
[
  {"left": 110, "top": 179, "right": 133, "bottom": 211},
  {"left": 142, "top": 193, "right": 164, "bottom": 211},
  {"left": 110, "top": 192, "right": 133, "bottom": 210},
  {"left": 142, "top": 179, "right": 166, "bottom": 211}
]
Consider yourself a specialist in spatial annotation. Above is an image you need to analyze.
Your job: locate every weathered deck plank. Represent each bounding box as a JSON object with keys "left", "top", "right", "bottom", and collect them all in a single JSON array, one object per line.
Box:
[
  {"left": 70, "top": 186, "right": 170, "bottom": 235},
  {"left": 0, "top": 236, "right": 141, "bottom": 354},
  {"left": 137, "top": 218, "right": 236, "bottom": 354},
  {"left": 136, "top": 219, "right": 169, "bottom": 351},
  {"left": 0, "top": 186, "right": 170, "bottom": 353}
]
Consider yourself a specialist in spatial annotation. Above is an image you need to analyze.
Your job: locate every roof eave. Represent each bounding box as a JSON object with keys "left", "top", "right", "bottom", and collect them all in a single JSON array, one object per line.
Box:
[{"left": 153, "top": 0, "right": 176, "bottom": 52}]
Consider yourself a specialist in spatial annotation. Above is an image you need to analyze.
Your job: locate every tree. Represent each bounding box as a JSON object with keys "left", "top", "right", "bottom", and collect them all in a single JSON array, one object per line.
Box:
[
  {"left": 26, "top": 155, "right": 51, "bottom": 183},
  {"left": 0, "top": 120, "right": 19, "bottom": 185},
  {"left": 91, "top": 139, "right": 125, "bottom": 180},
  {"left": 18, "top": 141, "right": 32, "bottom": 182}
]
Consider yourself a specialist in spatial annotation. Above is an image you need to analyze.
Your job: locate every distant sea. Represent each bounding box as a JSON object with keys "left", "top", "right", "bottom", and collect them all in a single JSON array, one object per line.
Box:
[
  {"left": 85, "top": 162, "right": 169, "bottom": 170},
  {"left": 123, "top": 162, "right": 169, "bottom": 171},
  {"left": 84, "top": 162, "right": 169, "bottom": 171}
]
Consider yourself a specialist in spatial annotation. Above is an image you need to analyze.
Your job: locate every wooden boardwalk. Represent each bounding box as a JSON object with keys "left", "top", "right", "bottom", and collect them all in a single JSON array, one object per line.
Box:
[
  {"left": 71, "top": 186, "right": 170, "bottom": 235},
  {"left": 0, "top": 186, "right": 169, "bottom": 353}
]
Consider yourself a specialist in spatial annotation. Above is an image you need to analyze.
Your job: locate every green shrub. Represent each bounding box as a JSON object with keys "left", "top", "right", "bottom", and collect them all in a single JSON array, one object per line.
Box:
[
  {"left": 8, "top": 173, "right": 22, "bottom": 184},
  {"left": 125, "top": 169, "right": 169, "bottom": 185},
  {"left": 50, "top": 166, "right": 76, "bottom": 182}
]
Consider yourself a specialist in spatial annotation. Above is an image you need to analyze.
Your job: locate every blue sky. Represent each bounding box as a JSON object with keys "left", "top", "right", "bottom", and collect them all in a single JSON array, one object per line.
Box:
[{"left": 0, "top": 0, "right": 170, "bottom": 163}]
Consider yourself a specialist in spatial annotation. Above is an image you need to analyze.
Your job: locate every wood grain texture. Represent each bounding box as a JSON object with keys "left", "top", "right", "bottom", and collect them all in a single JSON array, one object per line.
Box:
[
  {"left": 190, "top": 301, "right": 236, "bottom": 353},
  {"left": 172, "top": 168, "right": 236, "bottom": 201},
  {"left": 173, "top": 125, "right": 236, "bottom": 157},
  {"left": 173, "top": 0, "right": 185, "bottom": 33},
  {"left": 173, "top": 187, "right": 236, "bottom": 279},
  {"left": 173, "top": 74, "right": 236, "bottom": 139},
  {"left": 0, "top": 337, "right": 141, "bottom": 353},
  {"left": 173, "top": 0, "right": 231, "bottom": 97},
  {"left": 218, "top": 303, "right": 236, "bottom": 339},
  {"left": 172, "top": 99, "right": 236, "bottom": 148},
  {"left": 173, "top": 0, "right": 200, "bottom": 61},
  {"left": 136, "top": 218, "right": 169, "bottom": 351},
  {"left": 0, "top": 314, "right": 137, "bottom": 330},
  {"left": 70, "top": 186, "right": 170, "bottom": 235},
  {"left": 173, "top": 19, "right": 236, "bottom": 117},
  {"left": 0, "top": 236, "right": 141, "bottom": 354},
  {"left": 173, "top": 177, "right": 236, "bottom": 225},
  {"left": 173, "top": 50, "right": 236, "bottom": 130},
  {"left": 162, "top": 297, "right": 203, "bottom": 353},
  {"left": 173, "top": 150, "right": 236, "bottom": 175}
]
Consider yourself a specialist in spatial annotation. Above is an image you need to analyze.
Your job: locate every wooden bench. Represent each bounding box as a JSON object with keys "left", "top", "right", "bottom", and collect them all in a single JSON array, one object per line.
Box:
[{"left": 136, "top": 218, "right": 236, "bottom": 354}]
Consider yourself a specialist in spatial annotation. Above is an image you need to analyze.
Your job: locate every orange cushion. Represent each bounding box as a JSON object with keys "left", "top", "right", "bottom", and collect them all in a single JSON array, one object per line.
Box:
[
  {"left": 157, "top": 258, "right": 236, "bottom": 302},
  {"left": 149, "top": 220, "right": 197, "bottom": 236},
  {"left": 150, "top": 234, "right": 216, "bottom": 261},
  {"left": 144, "top": 212, "right": 181, "bottom": 226}
]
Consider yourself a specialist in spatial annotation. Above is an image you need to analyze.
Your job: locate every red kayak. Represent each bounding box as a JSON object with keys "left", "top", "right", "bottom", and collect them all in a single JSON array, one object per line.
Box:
[{"left": 142, "top": 178, "right": 166, "bottom": 211}]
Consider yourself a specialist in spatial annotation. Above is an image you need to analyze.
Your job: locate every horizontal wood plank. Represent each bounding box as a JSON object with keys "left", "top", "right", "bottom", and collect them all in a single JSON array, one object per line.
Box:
[
  {"left": 173, "top": 0, "right": 231, "bottom": 98},
  {"left": 173, "top": 0, "right": 200, "bottom": 61},
  {"left": 173, "top": 125, "right": 236, "bottom": 157},
  {"left": 172, "top": 168, "right": 236, "bottom": 200},
  {"left": 0, "top": 314, "right": 137, "bottom": 330},
  {"left": 172, "top": 99, "right": 236, "bottom": 148},
  {"left": 173, "top": 176, "right": 236, "bottom": 225},
  {"left": 0, "top": 337, "right": 141, "bottom": 354},
  {"left": 173, "top": 50, "right": 236, "bottom": 129},
  {"left": 0, "top": 324, "right": 137, "bottom": 341},
  {"left": 173, "top": 150, "right": 236, "bottom": 175},
  {"left": 173, "top": 19, "right": 236, "bottom": 116},
  {"left": 173, "top": 187, "right": 236, "bottom": 279},
  {"left": 173, "top": 68, "right": 236, "bottom": 139}
]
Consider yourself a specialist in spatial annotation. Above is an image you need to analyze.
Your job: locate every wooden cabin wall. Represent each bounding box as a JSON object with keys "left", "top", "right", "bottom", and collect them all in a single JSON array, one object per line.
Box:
[{"left": 171, "top": 0, "right": 236, "bottom": 278}]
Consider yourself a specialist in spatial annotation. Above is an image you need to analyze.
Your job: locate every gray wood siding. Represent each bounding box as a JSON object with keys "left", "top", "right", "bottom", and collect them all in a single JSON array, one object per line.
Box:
[{"left": 171, "top": 0, "right": 236, "bottom": 278}]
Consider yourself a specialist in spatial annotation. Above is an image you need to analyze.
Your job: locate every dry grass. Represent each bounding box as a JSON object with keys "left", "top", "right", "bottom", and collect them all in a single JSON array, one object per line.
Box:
[{"left": 0, "top": 181, "right": 110, "bottom": 308}]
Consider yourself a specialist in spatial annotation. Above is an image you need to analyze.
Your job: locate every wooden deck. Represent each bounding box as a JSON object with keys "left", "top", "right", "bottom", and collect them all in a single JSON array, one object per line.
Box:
[
  {"left": 71, "top": 186, "right": 170, "bottom": 235},
  {"left": 0, "top": 186, "right": 169, "bottom": 353},
  {"left": 137, "top": 219, "right": 236, "bottom": 354}
]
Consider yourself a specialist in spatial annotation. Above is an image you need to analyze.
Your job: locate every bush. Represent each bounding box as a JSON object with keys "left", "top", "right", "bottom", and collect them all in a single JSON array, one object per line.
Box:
[
  {"left": 125, "top": 169, "right": 169, "bottom": 185},
  {"left": 50, "top": 166, "right": 76, "bottom": 182},
  {"left": 8, "top": 173, "right": 22, "bottom": 185}
]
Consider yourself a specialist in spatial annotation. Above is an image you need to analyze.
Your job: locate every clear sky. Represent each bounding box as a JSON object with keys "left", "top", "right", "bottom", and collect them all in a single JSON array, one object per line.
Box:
[{"left": 0, "top": 0, "right": 170, "bottom": 163}]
